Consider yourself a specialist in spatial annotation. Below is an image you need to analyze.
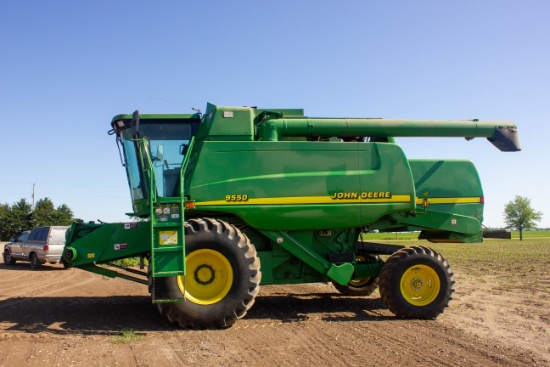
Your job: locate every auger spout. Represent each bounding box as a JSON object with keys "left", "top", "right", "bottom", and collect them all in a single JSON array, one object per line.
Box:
[{"left": 258, "top": 117, "right": 520, "bottom": 151}]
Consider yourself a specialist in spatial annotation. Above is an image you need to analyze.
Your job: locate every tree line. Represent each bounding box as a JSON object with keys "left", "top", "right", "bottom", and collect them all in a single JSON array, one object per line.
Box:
[{"left": 0, "top": 197, "right": 74, "bottom": 241}]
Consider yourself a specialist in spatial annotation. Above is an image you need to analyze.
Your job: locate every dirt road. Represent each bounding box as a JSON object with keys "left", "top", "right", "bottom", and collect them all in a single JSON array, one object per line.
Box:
[{"left": 1, "top": 260, "right": 548, "bottom": 367}]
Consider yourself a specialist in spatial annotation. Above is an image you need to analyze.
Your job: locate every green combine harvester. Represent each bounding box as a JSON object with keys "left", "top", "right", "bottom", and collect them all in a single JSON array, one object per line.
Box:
[{"left": 62, "top": 103, "right": 520, "bottom": 328}]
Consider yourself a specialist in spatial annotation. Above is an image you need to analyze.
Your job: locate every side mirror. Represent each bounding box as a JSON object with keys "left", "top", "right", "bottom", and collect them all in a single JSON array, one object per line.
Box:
[
  {"left": 179, "top": 143, "right": 189, "bottom": 156},
  {"left": 131, "top": 110, "right": 140, "bottom": 138},
  {"left": 9, "top": 238, "right": 14, "bottom": 242}
]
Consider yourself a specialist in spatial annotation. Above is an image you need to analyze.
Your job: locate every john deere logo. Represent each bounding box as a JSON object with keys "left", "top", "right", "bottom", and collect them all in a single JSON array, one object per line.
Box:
[{"left": 330, "top": 192, "right": 392, "bottom": 200}]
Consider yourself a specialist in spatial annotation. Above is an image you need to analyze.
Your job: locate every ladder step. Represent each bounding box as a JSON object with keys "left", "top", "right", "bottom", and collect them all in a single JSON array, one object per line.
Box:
[
  {"left": 151, "top": 277, "right": 184, "bottom": 303},
  {"left": 153, "top": 299, "right": 183, "bottom": 304},
  {"left": 154, "top": 271, "right": 184, "bottom": 276},
  {"left": 153, "top": 221, "right": 183, "bottom": 227},
  {"left": 153, "top": 246, "right": 183, "bottom": 253}
]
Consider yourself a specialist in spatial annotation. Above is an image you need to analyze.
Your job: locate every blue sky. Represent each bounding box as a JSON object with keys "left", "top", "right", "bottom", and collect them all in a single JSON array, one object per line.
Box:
[{"left": 1, "top": 1, "right": 548, "bottom": 227}]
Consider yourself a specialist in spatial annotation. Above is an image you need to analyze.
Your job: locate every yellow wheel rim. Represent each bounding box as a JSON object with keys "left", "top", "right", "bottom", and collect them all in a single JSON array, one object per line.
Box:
[
  {"left": 349, "top": 277, "right": 371, "bottom": 287},
  {"left": 400, "top": 264, "right": 440, "bottom": 306},
  {"left": 177, "top": 249, "right": 233, "bottom": 305},
  {"left": 349, "top": 255, "right": 370, "bottom": 286}
]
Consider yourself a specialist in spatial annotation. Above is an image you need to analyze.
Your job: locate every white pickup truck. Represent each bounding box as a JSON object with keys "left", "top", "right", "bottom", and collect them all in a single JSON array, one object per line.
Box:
[{"left": 3, "top": 226, "right": 69, "bottom": 269}]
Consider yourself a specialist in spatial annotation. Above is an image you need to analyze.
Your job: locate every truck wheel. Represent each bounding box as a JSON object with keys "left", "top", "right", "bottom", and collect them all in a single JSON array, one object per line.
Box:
[
  {"left": 30, "top": 253, "right": 41, "bottom": 270},
  {"left": 154, "top": 218, "right": 261, "bottom": 329},
  {"left": 3, "top": 250, "right": 16, "bottom": 265},
  {"left": 379, "top": 246, "right": 454, "bottom": 319},
  {"left": 332, "top": 276, "right": 379, "bottom": 296}
]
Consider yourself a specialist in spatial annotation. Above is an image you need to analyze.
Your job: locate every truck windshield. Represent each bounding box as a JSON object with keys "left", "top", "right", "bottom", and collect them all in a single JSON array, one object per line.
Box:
[{"left": 121, "top": 121, "right": 196, "bottom": 201}]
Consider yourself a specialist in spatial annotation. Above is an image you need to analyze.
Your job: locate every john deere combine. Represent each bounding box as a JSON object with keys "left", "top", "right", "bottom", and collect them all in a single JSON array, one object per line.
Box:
[{"left": 62, "top": 103, "right": 520, "bottom": 328}]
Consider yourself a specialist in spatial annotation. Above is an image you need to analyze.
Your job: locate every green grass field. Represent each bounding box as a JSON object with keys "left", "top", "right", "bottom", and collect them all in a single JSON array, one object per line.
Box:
[
  {"left": 364, "top": 230, "right": 550, "bottom": 241},
  {"left": 510, "top": 230, "right": 550, "bottom": 239}
]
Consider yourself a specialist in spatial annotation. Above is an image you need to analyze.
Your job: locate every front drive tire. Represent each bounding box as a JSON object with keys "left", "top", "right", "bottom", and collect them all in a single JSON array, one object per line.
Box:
[
  {"left": 3, "top": 250, "right": 16, "bottom": 265},
  {"left": 379, "top": 246, "right": 454, "bottom": 319},
  {"left": 153, "top": 218, "right": 261, "bottom": 329}
]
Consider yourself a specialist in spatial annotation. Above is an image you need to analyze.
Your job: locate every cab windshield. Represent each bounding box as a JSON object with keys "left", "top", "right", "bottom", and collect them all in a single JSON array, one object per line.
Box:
[{"left": 121, "top": 120, "right": 196, "bottom": 201}]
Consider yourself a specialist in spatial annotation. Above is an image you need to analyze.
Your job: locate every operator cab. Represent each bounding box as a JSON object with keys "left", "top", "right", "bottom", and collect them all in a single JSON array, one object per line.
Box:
[{"left": 110, "top": 111, "right": 201, "bottom": 216}]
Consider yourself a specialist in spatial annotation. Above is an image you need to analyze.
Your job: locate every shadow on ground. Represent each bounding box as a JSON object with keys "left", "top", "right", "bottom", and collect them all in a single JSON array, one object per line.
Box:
[{"left": 0, "top": 292, "right": 394, "bottom": 335}]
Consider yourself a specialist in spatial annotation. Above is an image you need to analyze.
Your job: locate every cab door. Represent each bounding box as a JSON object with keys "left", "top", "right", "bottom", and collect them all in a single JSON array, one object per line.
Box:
[{"left": 9, "top": 231, "right": 29, "bottom": 258}]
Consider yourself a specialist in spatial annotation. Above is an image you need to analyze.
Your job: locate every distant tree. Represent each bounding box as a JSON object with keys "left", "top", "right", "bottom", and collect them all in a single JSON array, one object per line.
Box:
[
  {"left": 52, "top": 203, "right": 74, "bottom": 225},
  {"left": 0, "top": 203, "right": 11, "bottom": 240},
  {"left": 0, "top": 197, "right": 74, "bottom": 241},
  {"left": 503, "top": 195, "right": 543, "bottom": 241},
  {"left": 32, "top": 197, "right": 56, "bottom": 227},
  {"left": 32, "top": 197, "right": 74, "bottom": 227},
  {"left": 0, "top": 199, "right": 32, "bottom": 241}
]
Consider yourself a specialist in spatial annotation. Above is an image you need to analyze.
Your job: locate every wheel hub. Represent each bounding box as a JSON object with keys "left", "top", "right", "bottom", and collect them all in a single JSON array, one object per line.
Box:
[
  {"left": 194, "top": 264, "right": 216, "bottom": 285},
  {"left": 411, "top": 277, "right": 425, "bottom": 290}
]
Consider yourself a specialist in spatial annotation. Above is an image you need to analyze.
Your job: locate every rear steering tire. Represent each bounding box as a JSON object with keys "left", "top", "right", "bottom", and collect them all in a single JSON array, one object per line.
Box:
[
  {"left": 379, "top": 246, "right": 454, "bottom": 319},
  {"left": 333, "top": 276, "right": 379, "bottom": 296},
  {"left": 332, "top": 254, "right": 379, "bottom": 296},
  {"left": 152, "top": 218, "right": 261, "bottom": 329}
]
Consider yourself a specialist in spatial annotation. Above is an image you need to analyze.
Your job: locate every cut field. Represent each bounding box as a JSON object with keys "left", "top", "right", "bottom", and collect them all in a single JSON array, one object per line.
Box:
[{"left": 386, "top": 238, "right": 550, "bottom": 362}]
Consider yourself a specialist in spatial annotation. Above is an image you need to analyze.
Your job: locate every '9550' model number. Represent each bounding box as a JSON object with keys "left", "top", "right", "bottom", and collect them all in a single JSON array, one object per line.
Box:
[{"left": 225, "top": 194, "right": 249, "bottom": 202}]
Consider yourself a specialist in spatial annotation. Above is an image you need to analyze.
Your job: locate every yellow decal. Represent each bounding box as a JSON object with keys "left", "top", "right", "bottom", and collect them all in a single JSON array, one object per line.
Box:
[
  {"left": 225, "top": 194, "right": 249, "bottom": 202},
  {"left": 415, "top": 197, "right": 482, "bottom": 205},
  {"left": 196, "top": 194, "right": 480, "bottom": 207},
  {"left": 87, "top": 253, "right": 95, "bottom": 259},
  {"left": 159, "top": 231, "right": 178, "bottom": 245},
  {"left": 197, "top": 194, "right": 411, "bottom": 206}
]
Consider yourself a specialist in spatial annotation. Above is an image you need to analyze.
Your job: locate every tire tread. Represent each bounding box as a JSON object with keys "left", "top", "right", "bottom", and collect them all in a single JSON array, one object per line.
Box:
[{"left": 154, "top": 218, "right": 261, "bottom": 329}]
